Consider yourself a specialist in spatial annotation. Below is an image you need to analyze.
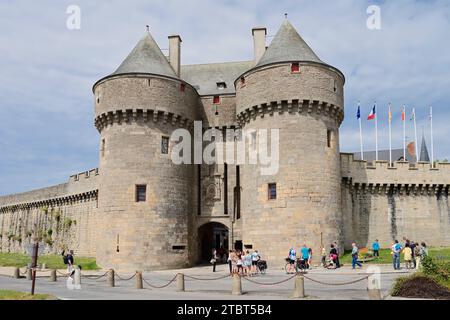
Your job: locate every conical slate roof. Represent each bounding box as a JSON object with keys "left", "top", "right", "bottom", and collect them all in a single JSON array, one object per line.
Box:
[
  {"left": 419, "top": 134, "right": 430, "bottom": 162},
  {"left": 111, "top": 31, "right": 177, "bottom": 78},
  {"left": 256, "top": 20, "right": 323, "bottom": 67}
]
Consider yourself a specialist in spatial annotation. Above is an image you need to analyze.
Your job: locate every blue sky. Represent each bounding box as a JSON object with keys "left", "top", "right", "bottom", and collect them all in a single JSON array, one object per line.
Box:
[{"left": 0, "top": 0, "right": 449, "bottom": 195}]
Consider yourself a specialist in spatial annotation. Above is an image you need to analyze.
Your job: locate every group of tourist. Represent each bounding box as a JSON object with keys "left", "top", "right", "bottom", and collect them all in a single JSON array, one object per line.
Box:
[
  {"left": 388, "top": 239, "right": 428, "bottom": 270},
  {"left": 287, "top": 244, "right": 313, "bottom": 272},
  {"left": 211, "top": 248, "right": 262, "bottom": 276}
]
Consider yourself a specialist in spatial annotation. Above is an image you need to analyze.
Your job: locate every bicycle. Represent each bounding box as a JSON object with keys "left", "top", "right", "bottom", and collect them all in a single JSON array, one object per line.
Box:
[{"left": 284, "top": 258, "right": 308, "bottom": 274}]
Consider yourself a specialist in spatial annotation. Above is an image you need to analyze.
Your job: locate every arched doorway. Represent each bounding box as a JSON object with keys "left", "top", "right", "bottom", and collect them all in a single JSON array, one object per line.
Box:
[{"left": 197, "top": 222, "right": 229, "bottom": 263}]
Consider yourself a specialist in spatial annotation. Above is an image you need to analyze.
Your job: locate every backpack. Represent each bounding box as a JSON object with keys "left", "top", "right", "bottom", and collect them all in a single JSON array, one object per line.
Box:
[{"left": 63, "top": 255, "right": 69, "bottom": 265}]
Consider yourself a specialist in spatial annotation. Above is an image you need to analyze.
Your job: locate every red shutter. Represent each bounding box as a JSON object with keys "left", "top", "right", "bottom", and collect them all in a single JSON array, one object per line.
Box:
[
  {"left": 213, "top": 96, "right": 220, "bottom": 104},
  {"left": 180, "top": 83, "right": 186, "bottom": 92},
  {"left": 291, "top": 63, "right": 300, "bottom": 72}
]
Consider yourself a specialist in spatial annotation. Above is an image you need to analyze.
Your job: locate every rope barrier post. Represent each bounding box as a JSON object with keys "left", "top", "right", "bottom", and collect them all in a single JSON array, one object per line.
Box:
[
  {"left": 107, "top": 269, "right": 115, "bottom": 287},
  {"left": 135, "top": 271, "right": 143, "bottom": 289},
  {"left": 13, "top": 267, "right": 20, "bottom": 279},
  {"left": 26, "top": 268, "right": 32, "bottom": 280},
  {"left": 231, "top": 273, "right": 242, "bottom": 295},
  {"left": 74, "top": 267, "right": 81, "bottom": 289},
  {"left": 50, "top": 269, "right": 57, "bottom": 282},
  {"left": 291, "top": 273, "right": 305, "bottom": 298},
  {"left": 176, "top": 273, "right": 185, "bottom": 292},
  {"left": 367, "top": 273, "right": 382, "bottom": 300}
]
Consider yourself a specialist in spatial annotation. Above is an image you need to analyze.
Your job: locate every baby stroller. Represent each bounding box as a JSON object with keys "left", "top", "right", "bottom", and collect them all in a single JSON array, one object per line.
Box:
[
  {"left": 296, "top": 258, "right": 308, "bottom": 272},
  {"left": 257, "top": 260, "right": 267, "bottom": 274}
]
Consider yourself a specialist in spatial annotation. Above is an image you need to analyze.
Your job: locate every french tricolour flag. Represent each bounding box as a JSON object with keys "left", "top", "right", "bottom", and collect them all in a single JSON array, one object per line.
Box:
[{"left": 367, "top": 105, "right": 376, "bottom": 120}]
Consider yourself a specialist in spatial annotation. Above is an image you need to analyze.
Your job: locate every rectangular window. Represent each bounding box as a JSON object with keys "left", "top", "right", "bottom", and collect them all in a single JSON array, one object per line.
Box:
[
  {"left": 136, "top": 185, "right": 147, "bottom": 202},
  {"left": 180, "top": 83, "right": 185, "bottom": 92},
  {"left": 172, "top": 245, "right": 186, "bottom": 250},
  {"left": 327, "top": 130, "right": 332, "bottom": 148},
  {"left": 101, "top": 139, "right": 105, "bottom": 157},
  {"left": 161, "top": 136, "right": 169, "bottom": 154},
  {"left": 268, "top": 183, "right": 277, "bottom": 200},
  {"left": 213, "top": 95, "right": 220, "bottom": 104},
  {"left": 216, "top": 82, "right": 226, "bottom": 90},
  {"left": 291, "top": 63, "right": 300, "bottom": 73}
]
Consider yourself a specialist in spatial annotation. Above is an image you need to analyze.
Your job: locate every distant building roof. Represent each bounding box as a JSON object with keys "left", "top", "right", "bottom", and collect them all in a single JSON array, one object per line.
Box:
[
  {"left": 419, "top": 134, "right": 430, "bottom": 162},
  {"left": 353, "top": 149, "right": 415, "bottom": 162},
  {"left": 256, "top": 19, "right": 323, "bottom": 68},
  {"left": 111, "top": 32, "right": 178, "bottom": 79}
]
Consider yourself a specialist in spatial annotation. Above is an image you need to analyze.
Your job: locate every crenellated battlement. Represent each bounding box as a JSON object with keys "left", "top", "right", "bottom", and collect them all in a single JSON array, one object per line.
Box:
[
  {"left": 236, "top": 99, "right": 344, "bottom": 127},
  {"left": 69, "top": 168, "right": 99, "bottom": 182},
  {"left": 341, "top": 153, "right": 450, "bottom": 188},
  {"left": 94, "top": 109, "right": 194, "bottom": 132}
]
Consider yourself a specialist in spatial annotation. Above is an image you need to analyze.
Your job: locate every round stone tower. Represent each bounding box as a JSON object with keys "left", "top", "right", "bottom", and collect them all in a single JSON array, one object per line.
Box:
[
  {"left": 93, "top": 31, "right": 198, "bottom": 271},
  {"left": 235, "top": 20, "right": 345, "bottom": 264}
]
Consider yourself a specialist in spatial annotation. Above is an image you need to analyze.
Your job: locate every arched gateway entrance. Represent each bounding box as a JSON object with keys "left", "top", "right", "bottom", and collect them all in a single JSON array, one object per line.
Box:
[{"left": 197, "top": 222, "right": 229, "bottom": 263}]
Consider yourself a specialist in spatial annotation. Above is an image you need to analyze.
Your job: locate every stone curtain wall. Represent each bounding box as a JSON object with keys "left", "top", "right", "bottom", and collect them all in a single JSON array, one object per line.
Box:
[
  {"left": 0, "top": 170, "right": 99, "bottom": 256},
  {"left": 341, "top": 153, "right": 450, "bottom": 250}
]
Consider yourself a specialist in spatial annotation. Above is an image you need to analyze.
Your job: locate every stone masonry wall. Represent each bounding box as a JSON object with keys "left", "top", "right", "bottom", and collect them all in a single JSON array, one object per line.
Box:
[{"left": 341, "top": 153, "right": 450, "bottom": 250}]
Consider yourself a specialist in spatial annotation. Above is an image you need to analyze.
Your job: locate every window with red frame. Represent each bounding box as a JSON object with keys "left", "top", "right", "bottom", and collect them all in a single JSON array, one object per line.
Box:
[
  {"left": 291, "top": 63, "right": 300, "bottom": 73},
  {"left": 213, "top": 96, "right": 220, "bottom": 104}
]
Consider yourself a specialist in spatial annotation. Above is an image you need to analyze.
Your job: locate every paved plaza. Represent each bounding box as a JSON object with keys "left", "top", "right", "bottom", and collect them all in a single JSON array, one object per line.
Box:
[{"left": 0, "top": 264, "right": 414, "bottom": 300}]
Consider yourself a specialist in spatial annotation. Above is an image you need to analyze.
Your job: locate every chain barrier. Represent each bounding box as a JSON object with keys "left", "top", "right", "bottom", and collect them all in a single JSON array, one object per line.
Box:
[
  {"left": 241, "top": 273, "right": 297, "bottom": 286},
  {"left": 302, "top": 274, "right": 369, "bottom": 286},
  {"left": 184, "top": 274, "right": 230, "bottom": 281},
  {"left": 115, "top": 272, "right": 137, "bottom": 281},
  {"left": 81, "top": 271, "right": 109, "bottom": 280},
  {"left": 142, "top": 274, "right": 178, "bottom": 289}
]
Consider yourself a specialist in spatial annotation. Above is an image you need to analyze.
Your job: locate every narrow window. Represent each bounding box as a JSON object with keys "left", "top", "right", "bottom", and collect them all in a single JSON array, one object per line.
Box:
[
  {"left": 101, "top": 139, "right": 105, "bottom": 157},
  {"left": 136, "top": 185, "right": 147, "bottom": 202},
  {"left": 147, "top": 79, "right": 151, "bottom": 86},
  {"left": 180, "top": 83, "right": 186, "bottom": 92},
  {"left": 327, "top": 130, "right": 332, "bottom": 148},
  {"left": 224, "top": 163, "right": 228, "bottom": 215},
  {"left": 172, "top": 245, "right": 186, "bottom": 250},
  {"left": 213, "top": 95, "right": 220, "bottom": 104},
  {"left": 161, "top": 136, "right": 169, "bottom": 154},
  {"left": 268, "top": 183, "right": 277, "bottom": 200},
  {"left": 197, "top": 164, "right": 201, "bottom": 216},
  {"left": 291, "top": 63, "right": 300, "bottom": 73},
  {"left": 240, "top": 77, "right": 245, "bottom": 85},
  {"left": 235, "top": 166, "right": 241, "bottom": 220}
]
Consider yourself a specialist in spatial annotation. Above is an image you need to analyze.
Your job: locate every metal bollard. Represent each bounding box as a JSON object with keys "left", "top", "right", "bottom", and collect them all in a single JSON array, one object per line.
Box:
[
  {"left": 107, "top": 269, "right": 115, "bottom": 287},
  {"left": 135, "top": 271, "right": 143, "bottom": 289},
  {"left": 177, "top": 273, "right": 185, "bottom": 292},
  {"left": 50, "top": 269, "right": 57, "bottom": 282},
  {"left": 13, "top": 267, "right": 20, "bottom": 279},
  {"left": 231, "top": 273, "right": 242, "bottom": 295},
  {"left": 26, "top": 268, "right": 32, "bottom": 280},
  {"left": 74, "top": 267, "right": 81, "bottom": 289},
  {"left": 292, "top": 274, "right": 305, "bottom": 298}
]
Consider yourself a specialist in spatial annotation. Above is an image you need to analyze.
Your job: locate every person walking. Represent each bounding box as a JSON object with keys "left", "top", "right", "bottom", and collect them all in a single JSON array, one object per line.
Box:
[
  {"left": 321, "top": 247, "right": 327, "bottom": 267},
  {"left": 351, "top": 243, "right": 362, "bottom": 269},
  {"left": 243, "top": 250, "right": 252, "bottom": 276},
  {"left": 227, "top": 250, "right": 233, "bottom": 274},
  {"left": 416, "top": 242, "right": 428, "bottom": 270},
  {"left": 251, "top": 250, "right": 260, "bottom": 275},
  {"left": 211, "top": 248, "right": 218, "bottom": 272},
  {"left": 414, "top": 243, "right": 421, "bottom": 270},
  {"left": 329, "top": 244, "right": 338, "bottom": 269},
  {"left": 372, "top": 239, "right": 380, "bottom": 258},
  {"left": 410, "top": 241, "right": 416, "bottom": 268},
  {"left": 391, "top": 240, "right": 402, "bottom": 270},
  {"left": 287, "top": 247, "right": 297, "bottom": 273},
  {"left": 300, "top": 244, "right": 309, "bottom": 269},
  {"left": 402, "top": 244, "right": 412, "bottom": 269},
  {"left": 334, "top": 242, "right": 341, "bottom": 268}
]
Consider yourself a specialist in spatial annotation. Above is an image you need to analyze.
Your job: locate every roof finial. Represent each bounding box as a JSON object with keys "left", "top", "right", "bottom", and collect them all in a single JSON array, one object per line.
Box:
[
  {"left": 146, "top": 25, "right": 150, "bottom": 32},
  {"left": 284, "top": 13, "right": 288, "bottom": 19}
]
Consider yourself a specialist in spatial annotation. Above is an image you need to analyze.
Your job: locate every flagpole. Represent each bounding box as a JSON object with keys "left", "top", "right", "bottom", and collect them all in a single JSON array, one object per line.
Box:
[
  {"left": 403, "top": 105, "right": 406, "bottom": 161},
  {"left": 413, "top": 108, "right": 418, "bottom": 163},
  {"left": 358, "top": 102, "right": 364, "bottom": 160},
  {"left": 389, "top": 103, "right": 392, "bottom": 166},
  {"left": 430, "top": 106, "right": 434, "bottom": 167},
  {"left": 375, "top": 102, "right": 378, "bottom": 161}
]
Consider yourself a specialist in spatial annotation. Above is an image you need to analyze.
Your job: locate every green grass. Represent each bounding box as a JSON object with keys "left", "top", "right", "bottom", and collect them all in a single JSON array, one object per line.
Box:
[
  {"left": 339, "top": 247, "right": 450, "bottom": 265},
  {"left": 0, "top": 289, "right": 57, "bottom": 300},
  {"left": 0, "top": 252, "right": 99, "bottom": 270}
]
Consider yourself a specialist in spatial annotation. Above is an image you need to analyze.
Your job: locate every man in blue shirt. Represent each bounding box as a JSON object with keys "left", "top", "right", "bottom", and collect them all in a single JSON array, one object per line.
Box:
[
  {"left": 301, "top": 244, "right": 309, "bottom": 269},
  {"left": 391, "top": 240, "right": 402, "bottom": 270},
  {"left": 372, "top": 239, "right": 380, "bottom": 258}
]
